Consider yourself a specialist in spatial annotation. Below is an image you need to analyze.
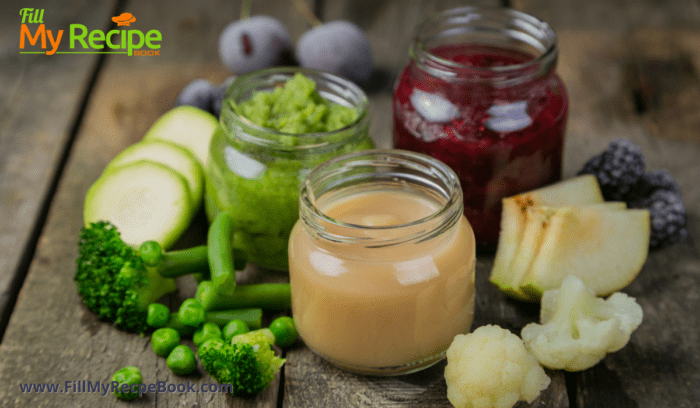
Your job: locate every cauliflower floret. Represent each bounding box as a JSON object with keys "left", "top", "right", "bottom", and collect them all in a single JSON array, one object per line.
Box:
[
  {"left": 521, "top": 275, "right": 643, "bottom": 371},
  {"left": 445, "top": 325, "right": 550, "bottom": 408}
]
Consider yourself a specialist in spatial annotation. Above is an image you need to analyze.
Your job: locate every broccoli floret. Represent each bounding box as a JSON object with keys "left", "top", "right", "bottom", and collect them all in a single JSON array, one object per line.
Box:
[
  {"left": 631, "top": 189, "right": 688, "bottom": 249},
  {"left": 578, "top": 138, "right": 645, "bottom": 200},
  {"left": 75, "top": 221, "right": 178, "bottom": 333},
  {"left": 198, "top": 330, "right": 285, "bottom": 395}
]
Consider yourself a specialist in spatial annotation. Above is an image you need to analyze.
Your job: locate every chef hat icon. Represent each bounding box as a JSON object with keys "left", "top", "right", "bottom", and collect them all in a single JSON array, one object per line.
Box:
[{"left": 112, "top": 13, "right": 136, "bottom": 26}]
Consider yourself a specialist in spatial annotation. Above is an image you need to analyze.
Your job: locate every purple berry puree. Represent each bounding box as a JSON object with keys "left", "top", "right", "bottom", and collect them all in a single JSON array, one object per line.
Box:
[{"left": 393, "top": 45, "right": 568, "bottom": 248}]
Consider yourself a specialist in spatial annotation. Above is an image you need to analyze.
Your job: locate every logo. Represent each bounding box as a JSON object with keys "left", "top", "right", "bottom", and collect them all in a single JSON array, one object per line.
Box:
[
  {"left": 112, "top": 13, "right": 136, "bottom": 27},
  {"left": 19, "top": 8, "right": 161, "bottom": 56}
]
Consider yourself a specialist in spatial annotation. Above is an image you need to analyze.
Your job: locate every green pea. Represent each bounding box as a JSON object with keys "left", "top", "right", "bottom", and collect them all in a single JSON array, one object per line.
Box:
[
  {"left": 193, "top": 322, "right": 223, "bottom": 347},
  {"left": 268, "top": 316, "right": 298, "bottom": 348},
  {"left": 178, "top": 298, "right": 205, "bottom": 327},
  {"left": 138, "top": 240, "right": 163, "bottom": 266},
  {"left": 151, "top": 328, "right": 180, "bottom": 357},
  {"left": 147, "top": 303, "right": 170, "bottom": 328},
  {"left": 111, "top": 366, "right": 142, "bottom": 401},
  {"left": 222, "top": 319, "right": 250, "bottom": 343},
  {"left": 167, "top": 345, "right": 197, "bottom": 376}
]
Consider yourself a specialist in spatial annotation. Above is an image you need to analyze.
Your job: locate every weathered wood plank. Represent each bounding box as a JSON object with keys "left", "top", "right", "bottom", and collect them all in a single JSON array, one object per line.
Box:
[
  {"left": 0, "top": 0, "right": 117, "bottom": 337},
  {"left": 512, "top": 1, "right": 700, "bottom": 407},
  {"left": 510, "top": 0, "right": 700, "bottom": 32},
  {"left": 283, "top": 1, "right": 570, "bottom": 407},
  {"left": 0, "top": 0, "right": 312, "bottom": 406},
  {"left": 2, "top": 1, "right": 699, "bottom": 408}
]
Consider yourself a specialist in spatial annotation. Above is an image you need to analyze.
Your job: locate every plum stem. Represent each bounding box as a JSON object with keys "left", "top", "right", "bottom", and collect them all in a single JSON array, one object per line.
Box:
[
  {"left": 240, "top": 0, "right": 252, "bottom": 20},
  {"left": 289, "top": 0, "right": 322, "bottom": 27}
]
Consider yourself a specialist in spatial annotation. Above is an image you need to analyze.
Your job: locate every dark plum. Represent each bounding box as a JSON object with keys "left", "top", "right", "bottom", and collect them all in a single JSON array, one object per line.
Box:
[
  {"left": 210, "top": 76, "right": 236, "bottom": 118},
  {"left": 175, "top": 79, "right": 215, "bottom": 112},
  {"left": 296, "top": 20, "right": 373, "bottom": 84},
  {"left": 219, "top": 16, "right": 292, "bottom": 75}
]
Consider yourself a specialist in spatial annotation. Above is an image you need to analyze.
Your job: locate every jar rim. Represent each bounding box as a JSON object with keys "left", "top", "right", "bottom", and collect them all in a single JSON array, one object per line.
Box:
[
  {"left": 299, "top": 149, "right": 464, "bottom": 246},
  {"left": 410, "top": 6, "right": 559, "bottom": 83},
  {"left": 220, "top": 67, "right": 370, "bottom": 151}
]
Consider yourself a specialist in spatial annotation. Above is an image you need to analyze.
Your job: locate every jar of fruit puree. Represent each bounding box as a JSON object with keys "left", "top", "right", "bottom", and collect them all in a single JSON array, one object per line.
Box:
[
  {"left": 393, "top": 7, "right": 569, "bottom": 249},
  {"left": 288, "top": 150, "right": 476, "bottom": 376}
]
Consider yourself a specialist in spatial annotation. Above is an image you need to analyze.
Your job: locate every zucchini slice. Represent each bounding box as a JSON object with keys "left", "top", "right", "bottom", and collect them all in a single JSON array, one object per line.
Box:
[
  {"left": 104, "top": 139, "right": 204, "bottom": 211},
  {"left": 143, "top": 106, "right": 218, "bottom": 168},
  {"left": 84, "top": 160, "right": 193, "bottom": 249}
]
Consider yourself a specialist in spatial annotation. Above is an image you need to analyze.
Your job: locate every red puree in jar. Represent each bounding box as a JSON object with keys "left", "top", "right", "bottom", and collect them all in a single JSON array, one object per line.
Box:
[{"left": 393, "top": 44, "right": 568, "bottom": 248}]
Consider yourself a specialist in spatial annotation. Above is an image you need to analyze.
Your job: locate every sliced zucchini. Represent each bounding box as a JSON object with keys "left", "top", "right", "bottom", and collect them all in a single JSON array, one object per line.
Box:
[
  {"left": 143, "top": 106, "right": 218, "bottom": 168},
  {"left": 104, "top": 139, "right": 204, "bottom": 211},
  {"left": 84, "top": 160, "right": 193, "bottom": 249}
]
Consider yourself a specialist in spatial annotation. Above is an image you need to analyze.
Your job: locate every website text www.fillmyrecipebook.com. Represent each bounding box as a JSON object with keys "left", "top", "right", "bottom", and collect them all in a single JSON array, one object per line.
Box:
[{"left": 19, "top": 380, "right": 232, "bottom": 397}]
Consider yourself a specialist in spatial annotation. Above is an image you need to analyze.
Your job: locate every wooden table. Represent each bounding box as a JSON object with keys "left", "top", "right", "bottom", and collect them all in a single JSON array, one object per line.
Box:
[{"left": 1, "top": 0, "right": 699, "bottom": 406}]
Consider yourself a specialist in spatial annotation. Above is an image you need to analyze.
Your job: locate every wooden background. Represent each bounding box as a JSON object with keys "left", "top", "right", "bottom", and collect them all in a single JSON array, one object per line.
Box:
[{"left": 0, "top": 0, "right": 698, "bottom": 407}]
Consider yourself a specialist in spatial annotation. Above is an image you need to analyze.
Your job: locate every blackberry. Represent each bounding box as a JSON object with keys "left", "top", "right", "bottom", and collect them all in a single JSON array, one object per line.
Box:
[
  {"left": 624, "top": 169, "right": 681, "bottom": 204},
  {"left": 578, "top": 139, "right": 645, "bottom": 200},
  {"left": 631, "top": 189, "right": 688, "bottom": 249}
]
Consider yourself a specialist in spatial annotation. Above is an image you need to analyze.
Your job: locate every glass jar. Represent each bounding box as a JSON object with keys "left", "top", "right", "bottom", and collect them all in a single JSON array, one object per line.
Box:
[
  {"left": 205, "top": 67, "right": 374, "bottom": 271},
  {"left": 393, "top": 7, "right": 569, "bottom": 249},
  {"left": 288, "top": 149, "right": 476, "bottom": 376}
]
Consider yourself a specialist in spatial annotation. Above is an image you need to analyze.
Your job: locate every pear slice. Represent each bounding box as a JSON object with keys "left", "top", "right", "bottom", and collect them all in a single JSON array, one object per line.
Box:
[
  {"left": 490, "top": 175, "right": 605, "bottom": 300},
  {"left": 520, "top": 206, "right": 650, "bottom": 299},
  {"left": 507, "top": 203, "right": 628, "bottom": 299}
]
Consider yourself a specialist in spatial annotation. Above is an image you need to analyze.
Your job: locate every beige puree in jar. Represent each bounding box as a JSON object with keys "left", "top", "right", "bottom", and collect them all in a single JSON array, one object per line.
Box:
[{"left": 289, "top": 179, "right": 476, "bottom": 374}]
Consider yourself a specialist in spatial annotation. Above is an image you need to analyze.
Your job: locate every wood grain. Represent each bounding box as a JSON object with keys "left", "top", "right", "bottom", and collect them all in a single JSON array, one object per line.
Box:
[
  {"left": 0, "top": 0, "right": 311, "bottom": 406},
  {"left": 1, "top": 0, "right": 699, "bottom": 407},
  {"left": 0, "top": 0, "right": 118, "bottom": 338},
  {"left": 512, "top": 1, "right": 700, "bottom": 407}
]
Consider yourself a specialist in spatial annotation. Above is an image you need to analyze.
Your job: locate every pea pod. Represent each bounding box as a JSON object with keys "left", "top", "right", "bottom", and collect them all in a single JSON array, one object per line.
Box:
[
  {"left": 196, "top": 280, "right": 291, "bottom": 311},
  {"left": 208, "top": 212, "right": 236, "bottom": 295},
  {"left": 204, "top": 308, "right": 263, "bottom": 330}
]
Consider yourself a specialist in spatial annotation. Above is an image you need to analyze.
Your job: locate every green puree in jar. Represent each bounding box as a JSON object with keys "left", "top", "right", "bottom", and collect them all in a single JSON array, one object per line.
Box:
[
  {"left": 205, "top": 71, "right": 373, "bottom": 271},
  {"left": 235, "top": 73, "right": 359, "bottom": 134}
]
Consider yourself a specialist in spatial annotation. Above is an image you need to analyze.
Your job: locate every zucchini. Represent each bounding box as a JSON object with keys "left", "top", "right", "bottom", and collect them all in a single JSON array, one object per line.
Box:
[
  {"left": 104, "top": 139, "right": 204, "bottom": 211},
  {"left": 143, "top": 106, "right": 218, "bottom": 168},
  {"left": 84, "top": 160, "right": 193, "bottom": 249}
]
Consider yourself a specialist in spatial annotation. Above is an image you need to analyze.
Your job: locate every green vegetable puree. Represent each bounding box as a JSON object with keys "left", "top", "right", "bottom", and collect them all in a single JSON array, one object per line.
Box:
[
  {"left": 205, "top": 73, "right": 373, "bottom": 271},
  {"left": 235, "top": 73, "right": 359, "bottom": 134}
]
